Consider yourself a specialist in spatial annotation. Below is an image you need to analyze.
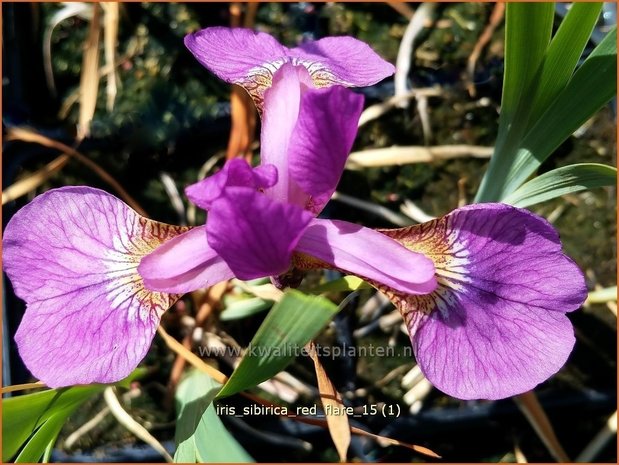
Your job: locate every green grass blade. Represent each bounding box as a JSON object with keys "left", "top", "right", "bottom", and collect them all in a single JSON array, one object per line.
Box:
[
  {"left": 528, "top": 3, "right": 603, "bottom": 122},
  {"left": 217, "top": 290, "right": 338, "bottom": 398},
  {"left": 174, "top": 371, "right": 252, "bottom": 463},
  {"left": 2, "top": 368, "right": 146, "bottom": 462},
  {"left": 220, "top": 297, "right": 273, "bottom": 321},
  {"left": 310, "top": 275, "right": 370, "bottom": 294},
  {"left": 14, "top": 408, "right": 74, "bottom": 463},
  {"left": 503, "top": 163, "right": 617, "bottom": 208},
  {"left": 502, "top": 27, "right": 617, "bottom": 197},
  {"left": 475, "top": 2, "right": 555, "bottom": 202},
  {"left": 2, "top": 385, "right": 103, "bottom": 461}
]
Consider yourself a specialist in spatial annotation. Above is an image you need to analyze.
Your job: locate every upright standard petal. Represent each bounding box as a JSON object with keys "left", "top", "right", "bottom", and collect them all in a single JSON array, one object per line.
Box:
[
  {"left": 206, "top": 187, "right": 313, "bottom": 280},
  {"left": 184, "top": 27, "right": 287, "bottom": 107},
  {"left": 294, "top": 219, "right": 436, "bottom": 295},
  {"left": 288, "top": 86, "right": 364, "bottom": 214},
  {"left": 185, "top": 159, "right": 278, "bottom": 210},
  {"left": 3, "top": 187, "right": 188, "bottom": 387},
  {"left": 290, "top": 36, "right": 396, "bottom": 88},
  {"left": 139, "top": 226, "right": 234, "bottom": 294},
  {"left": 260, "top": 63, "right": 311, "bottom": 205},
  {"left": 379, "top": 203, "right": 587, "bottom": 399}
]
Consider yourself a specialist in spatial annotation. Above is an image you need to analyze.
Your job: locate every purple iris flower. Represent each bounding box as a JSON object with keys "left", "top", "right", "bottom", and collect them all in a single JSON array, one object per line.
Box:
[
  {"left": 2, "top": 28, "right": 587, "bottom": 401},
  {"left": 183, "top": 26, "right": 396, "bottom": 111}
]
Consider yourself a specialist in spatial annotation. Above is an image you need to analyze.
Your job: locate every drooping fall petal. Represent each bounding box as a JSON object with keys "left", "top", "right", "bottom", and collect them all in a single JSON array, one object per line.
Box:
[
  {"left": 139, "top": 226, "right": 234, "bottom": 293},
  {"left": 294, "top": 218, "right": 437, "bottom": 295},
  {"left": 206, "top": 187, "right": 313, "bottom": 280},
  {"left": 379, "top": 203, "right": 587, "bottom": 400},
  {"left": 3, "top": 187, "right": 188, "bottom": 387}
]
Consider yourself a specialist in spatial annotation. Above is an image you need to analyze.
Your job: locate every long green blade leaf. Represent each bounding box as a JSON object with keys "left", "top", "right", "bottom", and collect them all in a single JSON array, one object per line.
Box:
[
  {"left": 2, "top": 385, "right": 103, "bottom": 461},
  {"left": 528, "top": 3, "right": 603, "bottom": 122},
  {"left": 175, "top": 371, "right": 252, "bottom": 463},
  {"left": 14, "top": 408, "right": 74, "bottom": 463},
  {"left": 2, "top": 368, "right": 146, "bottom": 462},
  {"left": 503, "top": 163, "right": 617, "bottom": 208},
  {"left": 217, "top": 290, "right": 338, "bottom": 398},
  {"left": 475, "top": 2, "right": 555, "bottom": 202},
  {"left": 220, "top": 297, "right": 272, "bottom": 321},
  {"left": 502, "top": 27, "right": 617, "bottom": 197}
]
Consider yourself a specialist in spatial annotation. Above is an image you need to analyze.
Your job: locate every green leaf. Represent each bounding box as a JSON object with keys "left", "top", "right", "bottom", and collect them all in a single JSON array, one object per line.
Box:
[
  {"left": 2, "top": 368, "right": 147, "bottom": 462},
  {"left": 475, "top": 2, "right": 555, "bottom": 202},
  {"left": 502, "top": 27, "right": 617, "bottom": 197},
  {"left": 217, "top": 290, "right": 339, "bottom": 398},
  {"left": 503, "top": 163, "right": 617, "bottom": 208},
  {"left": 3, "top": 385, "right": 103, "bottom": 462},
  {"left": 528, "top": 3, "right": 603, "bottom": 122},
  {"left": 310, "top": 276, "right": 370, "bottom": 294},
  {"left": 14, "top": 408, "right": 75, "bottom": 463},
  {"left": 175, "top": 370, "right": 252, "bottom": 463},
  {"left": 220, "top": 297, "right": 272, "bottom": 321}
]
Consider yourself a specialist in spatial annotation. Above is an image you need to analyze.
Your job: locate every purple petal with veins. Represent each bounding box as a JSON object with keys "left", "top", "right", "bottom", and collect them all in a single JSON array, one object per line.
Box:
[
  {"left": 295, "top": 219, "right": 436, "bottom": 295},
  {"left": 260, "top": 64, "right": 309, "bottom": 205},
  {"left": 206, "top": 187, "right": 313, "bottom": 280},
  {"left": 289, "top": 36, "right": 396, "bottom": 88},
  {"left": 185, "top": 158, "right": 278, "bottom": 210},
  {"left": 287, "top": 86, "right": 364, "bottom": 213},
  {"left": 3, "top": 187, "right": 189, "bottom": 387},
  {"left": 379, "top": 203, "right": 587, "bottom": 399},
  {"left": 260, "top": 64, "right": 363, "bottom": 212},
  {"left": 139, "top": 226, "right": 234, "bottom": 293},
  {"left": 184, "top": 27, "right": 394, "bottom": 109}
]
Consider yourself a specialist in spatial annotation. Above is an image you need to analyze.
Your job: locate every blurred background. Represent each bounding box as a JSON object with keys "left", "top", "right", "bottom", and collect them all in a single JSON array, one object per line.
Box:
[{"left": 2, "top": 2, "right": 617, "bottom": 462}]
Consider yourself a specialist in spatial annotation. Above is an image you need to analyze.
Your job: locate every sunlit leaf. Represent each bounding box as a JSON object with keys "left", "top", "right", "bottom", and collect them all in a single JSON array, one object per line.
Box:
[
  {"left": 220, "top": 297, "right": 272, "bottom": 321},
  {"left": 527, "top": 3, "right": 603, "bottom": 123},
  {"left": 174, "top": 370, "right": 252, "bottom": 463},
  {"left": 503, "top": 163, "right": 616, "bottom": 208},
  {"left": 217, "top": 290, "right": 338, "bottom": 398},
  {"left": 586, "top": 286, "right": 618, "bottom": 304},
  {"left": 475, "top": 3, "right": 554, "bottom": 202},
  {"left": 502, "top": 27, "right": 617, "bottom": 197},
  {"left": 310, "top": 275, "right": 370, "bottom": 294},
  {"left": 2, "top": 369, "right": 146, "bottom": 462},
  {"left": 3, "top": 385, "right": 102, "bottom": 462}
]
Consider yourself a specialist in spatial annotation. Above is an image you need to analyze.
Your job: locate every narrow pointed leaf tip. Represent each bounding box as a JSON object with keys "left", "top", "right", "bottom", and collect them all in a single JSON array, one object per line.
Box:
[
  {"left": 378, "top": 203, "right": 587, "bottom": 400},
  {"left": 184, "top": 26, "right": 394, "bottom": 109},
  {"left": 3, "top": 187, "right": 189, "bottom": 387}
]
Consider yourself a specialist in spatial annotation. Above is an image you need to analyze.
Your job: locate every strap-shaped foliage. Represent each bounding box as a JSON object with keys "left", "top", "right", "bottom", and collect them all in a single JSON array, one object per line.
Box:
[{"left": 475, "top": 3, "right": 615, "bottom": 202}]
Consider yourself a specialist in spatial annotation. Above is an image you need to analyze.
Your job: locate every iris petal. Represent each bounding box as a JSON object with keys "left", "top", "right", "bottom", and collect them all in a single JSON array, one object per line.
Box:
[
  {"left": 139, "top": 226, "right": 234, "bottom": 293},
  {"left": 184, "top": 27, "right": 287, "bottom": 109},
  {"left": 185, "top": 159, "right": 278, "bottom": 210},
  {"left": 288, "top": 87, "right": 364, "bottom": 214},
  {"left": 290, "top": 36, "right": 396, "bottom": 88},
  {"left": 3, "top": 187, "right": 188, "bottom": 387},
  {"left": 206, "top": 187, "right": 313, "bottom": 280},
  {"left": 260, "top": 64, "right": 309, "bottom": 205},
  {"left": 184, "top": 27, "right": 394, "bottom": 110},
  {"left": 379, "top": 203, "right": 587, "bottom": 399},
  {"left": 294, "top": 218, "right": 437, "bottom": 294}
]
